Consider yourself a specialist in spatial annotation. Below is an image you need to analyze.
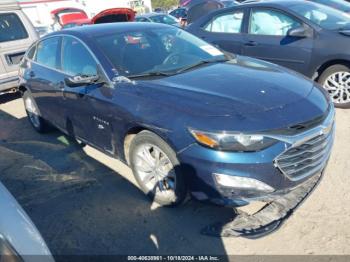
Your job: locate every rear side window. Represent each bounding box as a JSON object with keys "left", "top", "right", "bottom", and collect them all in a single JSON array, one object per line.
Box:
[
  {"left": 0, "top": 13, "right": 28, "bottom": 43},
  {"left": 62, "top": 37, "right": 97, "bottom": 76},
  {"left": 204, "top": 11, "right": 244, "bottom": 33},
  {"left": 35, "top": 37, "right": 60, "bottom": 69}
]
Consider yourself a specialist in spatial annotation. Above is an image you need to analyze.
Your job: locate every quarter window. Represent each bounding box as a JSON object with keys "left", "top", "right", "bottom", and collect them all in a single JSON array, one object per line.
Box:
[
  {"left": 0, "top": 13, "right": 28, "bottom": 43},
  {"left": 62, "top": 37, "right": 97, "bottom": 76},
  {"left": 35, "top": 37, "right": 60, "bottom": 69},
  {"left": 27, "top": 44, "right": 37, "bottom": 60},
  {"left": 249, "top": 9, "right": 301, "bottom": 36},
  {"left": 205, "top": 11, "right": 244, "bottom": 33}
]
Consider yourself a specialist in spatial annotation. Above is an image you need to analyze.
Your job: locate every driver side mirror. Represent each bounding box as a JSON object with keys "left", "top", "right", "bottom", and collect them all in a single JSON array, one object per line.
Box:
[
  {"left": 287, "top": 26, "right": 311, "bottom": 38},
  {"left": 64, "top": 74, "right": 100, "bottom": 88}
]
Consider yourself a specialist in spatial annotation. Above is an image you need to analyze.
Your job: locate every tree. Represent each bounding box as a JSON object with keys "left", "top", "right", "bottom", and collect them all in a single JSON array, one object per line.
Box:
[{"left": 151, "top": 0, "right": 179, "bottom": 9}]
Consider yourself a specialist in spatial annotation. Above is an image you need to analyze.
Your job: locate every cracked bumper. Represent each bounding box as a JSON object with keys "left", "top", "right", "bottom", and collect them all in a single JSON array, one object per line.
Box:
[{"left": 201, "top": 172, "right": 323, "bottom": 238}]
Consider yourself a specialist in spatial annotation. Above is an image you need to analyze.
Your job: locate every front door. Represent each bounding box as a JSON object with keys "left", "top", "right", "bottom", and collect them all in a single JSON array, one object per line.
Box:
[
  {"left": 242, "top": 8, "right": 314, "bottom": 76},
  {"left": 60, "top": 36, "right": 114, "bottom": 152}
]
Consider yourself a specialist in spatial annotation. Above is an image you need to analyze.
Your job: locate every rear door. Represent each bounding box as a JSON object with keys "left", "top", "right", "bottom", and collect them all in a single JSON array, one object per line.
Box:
[
  {"left": 28, "top": 36, "right": 63, "bottom": 125},
  {"left": 0, "top": 11, "right": 33, "bottom": 81},
  {"left": 242, "top": 7, "right": 313, "bottom": 75},
  {"left": 193, "top": 8, "right": 247, "bottom": 54}
]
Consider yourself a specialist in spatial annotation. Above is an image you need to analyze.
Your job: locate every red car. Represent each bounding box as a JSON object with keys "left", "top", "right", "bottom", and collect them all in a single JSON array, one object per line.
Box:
[{"left": 51, "top": 7, "right": 136, "bottom": 29}]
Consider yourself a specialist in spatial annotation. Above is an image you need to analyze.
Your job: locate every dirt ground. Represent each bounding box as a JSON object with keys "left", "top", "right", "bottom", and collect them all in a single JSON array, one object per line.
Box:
[{"left": 0, "top": 93, "right": 350, "bottom": 256}]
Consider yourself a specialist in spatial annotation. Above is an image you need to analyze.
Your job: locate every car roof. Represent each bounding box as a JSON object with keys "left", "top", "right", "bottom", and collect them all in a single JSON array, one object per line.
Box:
[
  {"left": 48, "top": 22, "right": 171, "bottom": 39},
  {"left": 239, "top": 0, "right": 318, "bottom": 7}
]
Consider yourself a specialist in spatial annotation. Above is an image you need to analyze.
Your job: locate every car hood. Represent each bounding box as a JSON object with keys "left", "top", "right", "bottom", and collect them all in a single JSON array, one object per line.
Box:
[
  {"left": 138, "top": 56, "right": 315, "bottom": 114},
  {"left": 133, "top": 56, "right": 329, "bottom": 132}
]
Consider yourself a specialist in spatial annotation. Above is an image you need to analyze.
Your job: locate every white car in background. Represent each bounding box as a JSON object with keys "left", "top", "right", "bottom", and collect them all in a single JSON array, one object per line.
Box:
[{"left": 0, "top": 182, "right": 53, "bottom": 262}]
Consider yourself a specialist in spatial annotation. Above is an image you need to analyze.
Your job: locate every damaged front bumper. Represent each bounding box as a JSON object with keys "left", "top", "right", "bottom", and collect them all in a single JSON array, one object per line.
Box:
[{"left": 201, "top": 172, "right": 323, "bottom": 238}]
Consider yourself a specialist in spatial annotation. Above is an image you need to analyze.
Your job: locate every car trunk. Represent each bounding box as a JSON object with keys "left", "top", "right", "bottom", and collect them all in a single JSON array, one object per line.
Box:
[
  {"left": 91, "top": 8, "right": 136, "bottom": 24},
  {"left": 51, "top": 8, "right": 89, "bottom": 26}
]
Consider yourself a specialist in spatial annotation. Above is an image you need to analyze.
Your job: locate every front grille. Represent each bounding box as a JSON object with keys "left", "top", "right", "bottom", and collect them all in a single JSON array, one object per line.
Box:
[{"left": 275, "top": 124, "right": 334, "bottom": 181}]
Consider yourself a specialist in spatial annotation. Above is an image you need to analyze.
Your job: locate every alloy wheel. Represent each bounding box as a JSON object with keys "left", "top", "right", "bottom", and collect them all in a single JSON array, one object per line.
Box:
[
  {"left": 323, "top": 71, "right": 350, "bottom": 104},
  {"left": 133, "top": 143, "right": 176, "bottom": 195}
]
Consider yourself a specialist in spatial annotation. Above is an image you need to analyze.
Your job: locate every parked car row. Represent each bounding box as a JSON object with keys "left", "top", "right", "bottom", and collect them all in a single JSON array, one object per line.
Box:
[{"left": 186, "top": 0, "right": 350, "bottom": 108}]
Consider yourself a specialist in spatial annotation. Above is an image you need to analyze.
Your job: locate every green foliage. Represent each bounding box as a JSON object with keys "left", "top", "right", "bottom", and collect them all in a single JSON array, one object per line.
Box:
[{"left": 151, "top": 0, "right": 179, "bottom": 9}]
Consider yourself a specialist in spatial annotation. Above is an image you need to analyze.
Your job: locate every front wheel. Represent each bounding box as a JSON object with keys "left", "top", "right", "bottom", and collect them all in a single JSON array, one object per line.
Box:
[
  {"left": 318, "top": 64, "right": 350, "bottom": 108},
  {"left": 129, "top": 131, "right": 187, "bottom": 206},
  {"left": 23, "top": 90, "right": 50, "bottom": 133}
]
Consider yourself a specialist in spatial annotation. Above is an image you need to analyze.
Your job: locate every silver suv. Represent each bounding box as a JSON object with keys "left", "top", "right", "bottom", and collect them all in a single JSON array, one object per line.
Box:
[{"left": 0, "top": 1, "right": 37, "bottom": 94}]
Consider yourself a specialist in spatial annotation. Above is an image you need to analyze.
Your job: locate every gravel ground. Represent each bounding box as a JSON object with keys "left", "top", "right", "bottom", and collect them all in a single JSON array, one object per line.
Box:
[{"left": 0, "top": 93, "right": 349, "bottom": 256}]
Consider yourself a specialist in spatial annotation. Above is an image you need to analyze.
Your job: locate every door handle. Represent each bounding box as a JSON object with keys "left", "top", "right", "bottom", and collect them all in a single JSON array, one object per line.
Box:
[
  {"left": 29, "top": 71, "right": 35, "bottom": 78},
  {"left": 56, "top": 81, "right": 64, "bottom": 89},
  {"left": 244, "top": 41, "right": 258, "bottom": 47}
]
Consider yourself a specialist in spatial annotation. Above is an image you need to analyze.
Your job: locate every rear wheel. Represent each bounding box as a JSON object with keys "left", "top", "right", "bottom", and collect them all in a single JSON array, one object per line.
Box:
[
  {"left": 318, "top": 64, "right": 350, "bottom": 108},
  {"left": 23, "top": 91, "right": 50, "bottom": 133},
  {"left": 129, "top": 131, "right": 187, "bottom": 206}
]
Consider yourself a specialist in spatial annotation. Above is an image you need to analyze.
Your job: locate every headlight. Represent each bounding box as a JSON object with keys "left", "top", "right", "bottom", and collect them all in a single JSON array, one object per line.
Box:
[{"left": 189, "top": 129, "right": 277, "bottom": 152}]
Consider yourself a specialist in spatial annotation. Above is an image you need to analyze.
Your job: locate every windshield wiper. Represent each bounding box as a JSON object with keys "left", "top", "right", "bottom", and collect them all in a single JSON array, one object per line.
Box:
[
  {"left": 174, "top": 58, "right": 228, "bottom": 75},
  {"left": 128, "top": 71, "right": 172, "bottom": 79}
]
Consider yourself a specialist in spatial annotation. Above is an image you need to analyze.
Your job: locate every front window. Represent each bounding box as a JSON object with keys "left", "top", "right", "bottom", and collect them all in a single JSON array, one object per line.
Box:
[
  {"left": 95, "top": 27, "right": 227, "bottom": 77},
  {"left": 249, "top": 9, "right": 301, "bottom": 36},
  {"left": 289, "top": 2, "right": 350, "bottom": 30},
  {"left": 62, "top": 37, "right": 97, "bottom": 76}
]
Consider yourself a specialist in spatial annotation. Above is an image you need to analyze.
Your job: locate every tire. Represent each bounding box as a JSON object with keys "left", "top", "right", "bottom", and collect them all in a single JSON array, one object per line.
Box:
[
  {"left": 129, "top": 131, "right": 187, "bottom": 206},
  {"left": 23, "top": 90, "right": 51, "bottom": 133},
  {"left": 318, "top": 64, "right": 350, "bottom": 108}
]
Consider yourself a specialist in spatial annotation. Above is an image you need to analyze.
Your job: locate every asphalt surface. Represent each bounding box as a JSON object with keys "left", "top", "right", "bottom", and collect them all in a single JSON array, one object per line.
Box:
[{"left": 0, "top": 93, "right": 350, "bottom": 256}]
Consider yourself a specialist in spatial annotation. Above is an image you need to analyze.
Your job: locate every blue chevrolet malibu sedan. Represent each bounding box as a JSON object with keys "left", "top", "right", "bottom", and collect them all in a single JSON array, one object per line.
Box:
[{"left": 18, "top": 23, "right": 334, "bottom": 209}]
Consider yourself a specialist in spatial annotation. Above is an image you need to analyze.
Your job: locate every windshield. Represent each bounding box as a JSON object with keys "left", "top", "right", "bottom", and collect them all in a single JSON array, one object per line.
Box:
[
  {"left": 289, "top": 2, "right": 350, "bottom": 30},
  {"left": 149, "top": 15, "right": 178, "bottom": 25},
  {"left": 95, "top": 27, "right": 227, "bottom": 77},
  {"left": 311, "top": 0, "right": 350, "bottom": 12}
]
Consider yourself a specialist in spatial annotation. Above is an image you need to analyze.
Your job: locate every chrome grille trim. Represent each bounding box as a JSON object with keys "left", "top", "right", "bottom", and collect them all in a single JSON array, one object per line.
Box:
[{"left": 273, "top": 105, "right": 335, "bottom": 181}]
